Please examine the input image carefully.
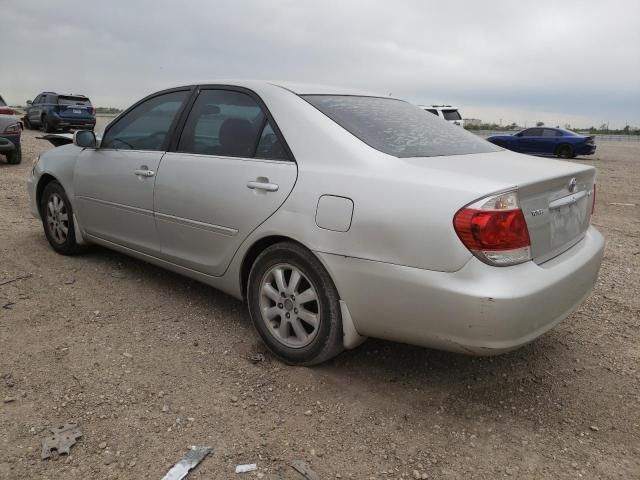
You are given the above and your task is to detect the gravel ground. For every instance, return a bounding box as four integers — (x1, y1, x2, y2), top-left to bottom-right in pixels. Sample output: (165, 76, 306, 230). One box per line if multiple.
(0, 126, 639, 479)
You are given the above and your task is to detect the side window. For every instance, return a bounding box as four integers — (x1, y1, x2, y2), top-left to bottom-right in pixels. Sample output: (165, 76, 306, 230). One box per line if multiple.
(34, 95, 42, 105)
(255, 121, 288, 160)
(522, 128, 542, 136)
(101, 91, 188, 151)
(178, 89, 272, 158)
(426, 109, 438, 115)
(542, 129, 558, 137)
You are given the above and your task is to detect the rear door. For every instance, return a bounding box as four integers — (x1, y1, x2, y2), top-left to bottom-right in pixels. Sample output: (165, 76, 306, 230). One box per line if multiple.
(73, 89, 191, 255)
(154, 87, 297, 276)
(29, 95, 43, 123)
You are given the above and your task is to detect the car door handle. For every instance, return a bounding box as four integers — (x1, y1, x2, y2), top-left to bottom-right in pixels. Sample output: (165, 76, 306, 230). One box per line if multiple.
(247, 180, 279, 192)
(134, 168, 155, 177)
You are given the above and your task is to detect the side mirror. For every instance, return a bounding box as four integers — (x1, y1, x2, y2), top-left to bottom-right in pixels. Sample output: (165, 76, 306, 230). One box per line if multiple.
(26, 100, 32, 106)
(73, 130, 97, 148)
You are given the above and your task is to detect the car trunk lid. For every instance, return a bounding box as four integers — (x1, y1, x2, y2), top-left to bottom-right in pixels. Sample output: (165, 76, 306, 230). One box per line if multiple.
(403, 150, 595, 264)
(56, 96, 93, 118)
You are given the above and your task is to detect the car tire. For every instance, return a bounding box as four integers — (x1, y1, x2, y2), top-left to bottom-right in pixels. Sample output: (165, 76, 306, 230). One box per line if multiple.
(6, 145, 22, 165)
(247, 242, 344, 366)
(557, 144, 573, 159)
(40, 181, 82, 256)
(41, 115, 53, 133)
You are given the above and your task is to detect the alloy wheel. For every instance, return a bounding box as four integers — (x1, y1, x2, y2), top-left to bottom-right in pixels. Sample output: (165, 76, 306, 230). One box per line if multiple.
(46, 193, 69, 244)
(259, 263, 321, 348)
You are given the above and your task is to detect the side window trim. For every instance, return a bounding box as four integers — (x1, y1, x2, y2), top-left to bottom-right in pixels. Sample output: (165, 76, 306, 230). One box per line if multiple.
(168, 85, 295, 163)
(100, 86, 195, 152)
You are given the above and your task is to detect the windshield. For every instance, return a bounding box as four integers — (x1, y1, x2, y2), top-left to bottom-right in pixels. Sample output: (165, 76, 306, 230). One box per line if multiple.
(58, 96, 92, 106)
(303, 95, 499, 158)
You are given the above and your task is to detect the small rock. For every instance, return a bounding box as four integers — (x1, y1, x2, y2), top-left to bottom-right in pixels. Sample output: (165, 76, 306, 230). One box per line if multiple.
(304, 410, 312, 416)
(162, 404, 169, 412)
(158, 391, 165, 398)
(3, 397, 16, 404)
(590, 425, 599, 431)
(413, 470, 421, 479)
(122, 352, 133, 358)
(230, 396, 239, 403)
(64, 279, 76, 285)
(99, 442, 107, 449)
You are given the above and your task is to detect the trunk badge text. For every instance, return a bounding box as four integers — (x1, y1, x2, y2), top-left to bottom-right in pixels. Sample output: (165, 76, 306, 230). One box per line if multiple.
(530, 209, 545, 217)
(568, 177, 577, 193)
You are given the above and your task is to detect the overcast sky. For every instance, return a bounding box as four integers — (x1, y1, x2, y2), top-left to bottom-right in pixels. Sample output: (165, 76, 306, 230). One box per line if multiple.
(2, 0, 638, 128)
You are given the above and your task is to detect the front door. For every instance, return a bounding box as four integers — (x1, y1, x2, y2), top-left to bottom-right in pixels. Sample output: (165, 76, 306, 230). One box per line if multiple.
(154, 88, 297, 276)
(73, 89, 190, 255)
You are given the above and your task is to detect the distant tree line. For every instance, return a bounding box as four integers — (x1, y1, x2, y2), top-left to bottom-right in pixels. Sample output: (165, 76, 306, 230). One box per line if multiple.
(95, 107, 122, 114)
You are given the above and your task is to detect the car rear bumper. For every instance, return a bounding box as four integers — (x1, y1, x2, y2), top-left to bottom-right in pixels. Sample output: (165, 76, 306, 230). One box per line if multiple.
(317, 226, 604, 355)
(0, 134, 20, 152)
(50, 115, 96, 129)
(576, 144, 597, 155)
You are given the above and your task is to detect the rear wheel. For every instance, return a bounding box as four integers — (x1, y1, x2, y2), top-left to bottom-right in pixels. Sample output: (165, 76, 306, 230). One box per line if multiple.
(247, 242, 343, 366)
(40, 181, 82, 255)
(557, 144, 573, 159)
(6, 145, 21, 165)
(41, 115, 53, 133)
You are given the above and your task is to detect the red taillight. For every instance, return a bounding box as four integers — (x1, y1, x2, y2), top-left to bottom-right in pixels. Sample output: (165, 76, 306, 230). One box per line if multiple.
(591, 184, 596, 215)
(454, 191, 532, 266)
(3, 123, 21, 135)
(0, 107, 15, 115)
(90, 107, 96, 115)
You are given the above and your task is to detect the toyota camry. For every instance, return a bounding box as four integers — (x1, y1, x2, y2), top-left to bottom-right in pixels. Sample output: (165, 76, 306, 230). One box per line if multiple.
(27, 82, 604, 365)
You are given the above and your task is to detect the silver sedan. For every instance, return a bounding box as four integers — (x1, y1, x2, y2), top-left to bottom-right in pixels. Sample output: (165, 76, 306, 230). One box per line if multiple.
(27, 82, 604, 365)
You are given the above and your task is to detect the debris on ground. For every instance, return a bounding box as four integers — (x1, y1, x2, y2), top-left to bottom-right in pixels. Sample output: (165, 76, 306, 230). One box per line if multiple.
(3, 396, 16, 403)
(0, 273, 32, 287)
(247, 353, 265, 363)
(235, 463, 257, 473)
(160, 446, 211, 480)
(41, 423, 83, 460)
(291, 460, 320, 480)
(607, 202, 636, 207)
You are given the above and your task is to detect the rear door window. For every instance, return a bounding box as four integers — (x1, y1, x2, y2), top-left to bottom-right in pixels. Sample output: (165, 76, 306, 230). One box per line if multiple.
(425, 109, 438, 115)
(177, 89, 288, 160)
(101, 90, 189, 151)
(303, 95, 499, 158)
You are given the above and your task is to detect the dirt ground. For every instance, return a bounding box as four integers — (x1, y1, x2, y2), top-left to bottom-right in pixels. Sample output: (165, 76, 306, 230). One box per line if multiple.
(1, 125, 638, 479)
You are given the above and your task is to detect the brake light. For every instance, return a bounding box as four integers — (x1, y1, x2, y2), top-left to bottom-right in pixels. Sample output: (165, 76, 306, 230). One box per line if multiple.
(0, 107, 15, 115)
(591, 184, 596, 215)
(90, 107, 96, 115)
(454, 191, 531, 266)
(3, 123, 21, 135)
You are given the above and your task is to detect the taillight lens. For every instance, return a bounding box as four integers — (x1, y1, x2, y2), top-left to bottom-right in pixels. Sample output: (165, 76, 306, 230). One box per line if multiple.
(4, 123, 21, 135)
(90, 107, 96, 115)
(454, 191, 531, 266)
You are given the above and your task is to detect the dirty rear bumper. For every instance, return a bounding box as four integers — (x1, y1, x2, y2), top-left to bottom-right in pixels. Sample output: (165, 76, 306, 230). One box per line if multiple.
(317, 226, 604, 355)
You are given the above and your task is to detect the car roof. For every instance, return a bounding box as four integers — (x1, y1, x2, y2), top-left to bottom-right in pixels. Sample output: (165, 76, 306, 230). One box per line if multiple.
(38, 92, 89, 97)
(172, 80, 390, 98)
(418, 105, 460, 110)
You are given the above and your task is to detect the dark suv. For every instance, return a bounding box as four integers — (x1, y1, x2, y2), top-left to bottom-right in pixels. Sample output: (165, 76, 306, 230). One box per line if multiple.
(24, 92, 96, 132)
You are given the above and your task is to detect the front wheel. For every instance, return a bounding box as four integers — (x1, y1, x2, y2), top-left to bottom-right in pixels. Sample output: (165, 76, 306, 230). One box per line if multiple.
(247, 242, 343, 366)
(6, 145, 21, 165)
(40, 181, 82, 255)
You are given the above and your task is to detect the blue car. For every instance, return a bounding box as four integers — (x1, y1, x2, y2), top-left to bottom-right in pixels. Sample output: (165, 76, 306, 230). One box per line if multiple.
(487, 127, 596, 158)
(24, 92, 96, 133)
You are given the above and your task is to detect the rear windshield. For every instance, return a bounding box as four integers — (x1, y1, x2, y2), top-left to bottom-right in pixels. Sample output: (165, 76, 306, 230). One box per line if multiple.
(303, 95, 499, 158)
(58, 96, 92, 106)
(442, 109, 462, 121)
